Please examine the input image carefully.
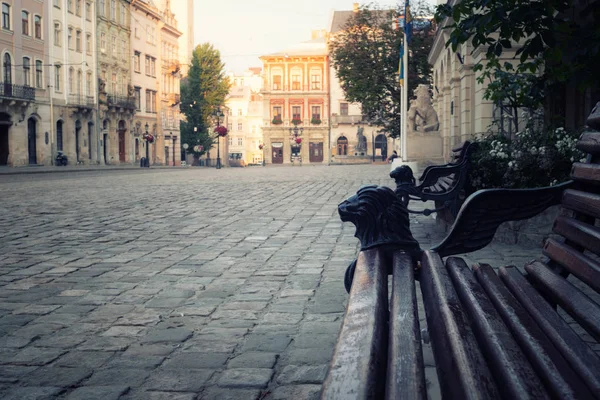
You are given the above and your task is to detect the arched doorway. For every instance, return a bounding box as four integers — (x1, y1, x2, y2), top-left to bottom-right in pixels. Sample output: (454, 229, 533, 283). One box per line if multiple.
(0, 113, 11, 165)
(118, 120, 126, 162)
(56, 120, 64, 152)
(103, 120, 109, 164)
(337, 136, 348, 156)
(27, 117, 37, 165)
(75, 120, 82, 163)
(271, 142, 283, 164)
(135, 138, 139, 161)
(87, 122, 94, 160)
(375, 134, 387, 161)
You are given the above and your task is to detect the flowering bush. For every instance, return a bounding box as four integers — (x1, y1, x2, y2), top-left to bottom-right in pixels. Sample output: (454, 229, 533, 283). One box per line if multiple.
(272, 116, 283, 125)
(310, 117, 322, 125)
(214, 126, 228, 137)
(143, 133, 155, 144)
(469, 126, 584, 191)
(295, 137, 302, 144)
(291, 117, 302, 126)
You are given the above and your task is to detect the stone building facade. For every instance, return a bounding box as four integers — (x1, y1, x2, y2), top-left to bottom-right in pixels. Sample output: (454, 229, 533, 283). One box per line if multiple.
(97, 0, 134, 165)
(259, 34, 330, 165)
(157, 0, 181, 166)
(0, 0, 49, 167)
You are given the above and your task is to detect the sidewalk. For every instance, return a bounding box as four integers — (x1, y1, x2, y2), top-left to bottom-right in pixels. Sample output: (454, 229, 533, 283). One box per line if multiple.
(0, 165, 190, 175)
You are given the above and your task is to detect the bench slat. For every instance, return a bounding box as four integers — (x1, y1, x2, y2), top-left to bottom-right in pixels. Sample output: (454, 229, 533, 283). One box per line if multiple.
(577, 131, 600, 155)
(321, 249, 389, 400)
(420, 251, 500, 399)
(499, 266, 600, 395)
(474, 264, 592, 399)
(445, 257, 549, 399)
(543, 239, 600, 293)
(525, 261, 600, 342)
(561, 189, 600, 219)
(571, 163, 600, 184)
(386, 252, 426, 399)
(553, 215, 600, 257)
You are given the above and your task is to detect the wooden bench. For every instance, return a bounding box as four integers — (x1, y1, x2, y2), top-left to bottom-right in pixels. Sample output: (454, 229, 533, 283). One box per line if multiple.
(390, 141, 476, 217)
(322, 105, 600, 399)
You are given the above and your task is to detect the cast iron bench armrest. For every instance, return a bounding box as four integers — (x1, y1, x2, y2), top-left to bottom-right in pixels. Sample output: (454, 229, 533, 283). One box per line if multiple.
(417, 141, 474, 182)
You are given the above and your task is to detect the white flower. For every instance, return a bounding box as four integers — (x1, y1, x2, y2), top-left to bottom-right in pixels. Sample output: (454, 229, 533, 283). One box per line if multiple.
(580, 157, 587, 163)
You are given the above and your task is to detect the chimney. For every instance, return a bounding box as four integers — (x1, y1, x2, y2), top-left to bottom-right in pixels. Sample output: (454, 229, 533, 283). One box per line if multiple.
(353, 3, 359, 12)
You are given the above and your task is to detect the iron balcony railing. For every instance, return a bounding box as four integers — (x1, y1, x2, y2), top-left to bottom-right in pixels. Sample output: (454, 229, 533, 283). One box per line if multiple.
(69, 94, 95, 108)
(0, 82, 36, 101)
(331, 115, 367, 125)
(107, 94, 136, 109)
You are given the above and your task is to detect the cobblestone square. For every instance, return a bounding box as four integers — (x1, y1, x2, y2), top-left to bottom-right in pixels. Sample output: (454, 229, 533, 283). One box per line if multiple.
(2, 166, 592, 399)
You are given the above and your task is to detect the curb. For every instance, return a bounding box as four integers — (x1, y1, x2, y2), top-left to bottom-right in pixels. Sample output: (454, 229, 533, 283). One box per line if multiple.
(0, 166, 189, 176)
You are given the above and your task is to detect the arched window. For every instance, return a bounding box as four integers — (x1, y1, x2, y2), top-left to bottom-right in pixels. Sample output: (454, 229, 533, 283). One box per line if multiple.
(77, 69, 82, 94)
(337, 136, 348, 156)
(68, 67, 74, 94)
(3, 53, 11, 83)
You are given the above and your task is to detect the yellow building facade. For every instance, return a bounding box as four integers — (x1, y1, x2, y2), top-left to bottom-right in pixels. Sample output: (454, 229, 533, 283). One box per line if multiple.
(259, 36, 330, 165)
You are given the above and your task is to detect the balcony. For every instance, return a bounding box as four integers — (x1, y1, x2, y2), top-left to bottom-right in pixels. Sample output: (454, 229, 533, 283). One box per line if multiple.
(69, 94, 95, 110)
(107, 95, 136, 110)
(263, 84, 324, 93)
(331, 114, 366, 127)
(0, 83, 35, 102)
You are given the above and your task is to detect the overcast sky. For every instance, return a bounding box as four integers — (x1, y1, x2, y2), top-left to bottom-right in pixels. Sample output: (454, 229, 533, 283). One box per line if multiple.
(193, 0, 404, 73)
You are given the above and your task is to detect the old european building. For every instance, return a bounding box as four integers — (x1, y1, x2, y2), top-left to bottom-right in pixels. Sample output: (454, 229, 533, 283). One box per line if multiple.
(50, 0, 97, 165)
(328, 5, 390, 163)
(97, 0, 133, 165)
(225, 68, 263, 166)
(0, 0, 48, 166)
(157, 0, 181, 166)
(167, 0, 191, 77)
(259, 32, 329, 165)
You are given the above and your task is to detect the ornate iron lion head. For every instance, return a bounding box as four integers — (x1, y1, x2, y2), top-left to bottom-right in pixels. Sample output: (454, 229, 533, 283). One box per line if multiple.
(339, 185, 420, 251)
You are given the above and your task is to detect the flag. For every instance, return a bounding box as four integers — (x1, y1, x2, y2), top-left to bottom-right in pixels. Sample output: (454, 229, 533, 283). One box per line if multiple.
(404, 0, 413, 45)
(398, 44, 404, 86)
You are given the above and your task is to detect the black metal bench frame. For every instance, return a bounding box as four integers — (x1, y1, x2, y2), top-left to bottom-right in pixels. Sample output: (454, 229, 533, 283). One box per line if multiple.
(390, 141, 476, 217)
(322, 105, 600, 399)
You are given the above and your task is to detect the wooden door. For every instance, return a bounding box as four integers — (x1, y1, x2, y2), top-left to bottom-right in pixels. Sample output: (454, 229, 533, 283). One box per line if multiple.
(310, 142, 323, 163)
(27, 118, 37, 165)
(0, 125, 8, 165)
(272, 142, 283, 164)
(118, 131, 126, 162)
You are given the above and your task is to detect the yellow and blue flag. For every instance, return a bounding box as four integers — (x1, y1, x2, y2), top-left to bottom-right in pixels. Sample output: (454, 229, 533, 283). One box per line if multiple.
(404, 0, 413, 45)
(399, 44, 404, 86)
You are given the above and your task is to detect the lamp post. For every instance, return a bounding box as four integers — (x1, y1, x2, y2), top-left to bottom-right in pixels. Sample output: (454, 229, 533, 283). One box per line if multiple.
(142, 122, 153, 168)
(259, 143, 265, 166)
(213, 109, 225, 169)
(289, 126, 303, 163)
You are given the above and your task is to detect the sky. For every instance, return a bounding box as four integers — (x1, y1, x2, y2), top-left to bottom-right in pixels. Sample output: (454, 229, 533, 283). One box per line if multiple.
(193, 0, 403, 74)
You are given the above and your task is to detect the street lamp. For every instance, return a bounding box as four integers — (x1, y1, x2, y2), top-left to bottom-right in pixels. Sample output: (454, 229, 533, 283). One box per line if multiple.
(213, 109, 225, 169)
(259, 143, 265, 166)
(141, 122, 153, 168)
(289, 126, 303, 162)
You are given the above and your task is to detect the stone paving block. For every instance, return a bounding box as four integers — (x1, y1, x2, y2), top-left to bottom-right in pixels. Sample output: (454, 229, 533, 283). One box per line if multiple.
(1, 386, 64, 400)
(77, 337, 132, 352)
(261, 312, 303, 325)
(64, 385, 130, 400)
(227, 352, 278, 368)
(0, 365, 38, 382)
(122, 390, 198, 400)
(217, 368, 273, 388)
(276, 364, 328, 384)
(286, 348, 335, 365)
(200, 387, 261, 400)
(104, 355, 165, 370)
(270, 384, 322, 400)
(6, 347, 66, 366)
(53, 351, 115, 369)
(140, 328, 193, 344)
(84, 367, 151, 387)
(144, 369, 214, 392)
(20, 366, 93, 387)
(292, 334, 338, 349)
(242, 334, 292, 352)
(161, 352, 230, 369)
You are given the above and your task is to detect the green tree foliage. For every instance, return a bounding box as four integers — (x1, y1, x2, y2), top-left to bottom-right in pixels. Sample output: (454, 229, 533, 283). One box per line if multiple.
(329, 2, 434, 138)
(435, 0, 600, 121)
(180, 43, 230, 156)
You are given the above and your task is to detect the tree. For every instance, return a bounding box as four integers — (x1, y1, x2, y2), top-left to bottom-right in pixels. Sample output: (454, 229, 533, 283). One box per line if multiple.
(328, 2, 434, 138)
(180, 43, 230, 157)
(435, 0, 600, 127)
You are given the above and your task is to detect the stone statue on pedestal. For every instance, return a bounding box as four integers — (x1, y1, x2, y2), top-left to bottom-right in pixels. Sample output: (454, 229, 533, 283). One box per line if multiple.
(408, 84, 439, 134)
(356, 126, 367, 153)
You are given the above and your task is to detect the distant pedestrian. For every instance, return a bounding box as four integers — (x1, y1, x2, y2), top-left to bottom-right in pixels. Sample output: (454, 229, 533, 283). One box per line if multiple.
(388, 150, 398, 163)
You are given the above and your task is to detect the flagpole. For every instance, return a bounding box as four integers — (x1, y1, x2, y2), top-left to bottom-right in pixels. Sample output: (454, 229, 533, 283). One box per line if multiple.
(402, 33, 408, 161)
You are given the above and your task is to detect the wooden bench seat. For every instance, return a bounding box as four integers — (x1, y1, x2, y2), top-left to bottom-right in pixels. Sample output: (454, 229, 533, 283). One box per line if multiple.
(322, 105, 600, 399)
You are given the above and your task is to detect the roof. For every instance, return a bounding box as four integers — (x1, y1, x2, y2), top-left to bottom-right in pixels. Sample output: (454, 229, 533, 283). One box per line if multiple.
(329, 9, 393, 34)
(261, 37, 327, 58)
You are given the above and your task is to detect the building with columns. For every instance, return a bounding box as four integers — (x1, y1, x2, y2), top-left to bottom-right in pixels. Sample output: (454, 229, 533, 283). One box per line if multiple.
(0, 0, 49, 166)
(97, 0, 134, 165)
(259, 32, 329, 165)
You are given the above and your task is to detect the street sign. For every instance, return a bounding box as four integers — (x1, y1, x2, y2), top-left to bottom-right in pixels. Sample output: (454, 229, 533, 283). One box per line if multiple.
(182, 143, 189, 150)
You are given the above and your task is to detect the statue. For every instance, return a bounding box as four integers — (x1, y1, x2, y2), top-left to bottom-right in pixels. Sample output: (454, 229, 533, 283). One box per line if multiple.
(356, 125, 367, 153)
(98, 78, 106, 94)
(127, 84, 135, 97)
(408, 84, 439, 134)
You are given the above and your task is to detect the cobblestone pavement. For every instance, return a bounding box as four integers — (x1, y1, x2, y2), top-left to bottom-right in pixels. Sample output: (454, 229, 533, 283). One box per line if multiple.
(0, 166, 596, 399)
